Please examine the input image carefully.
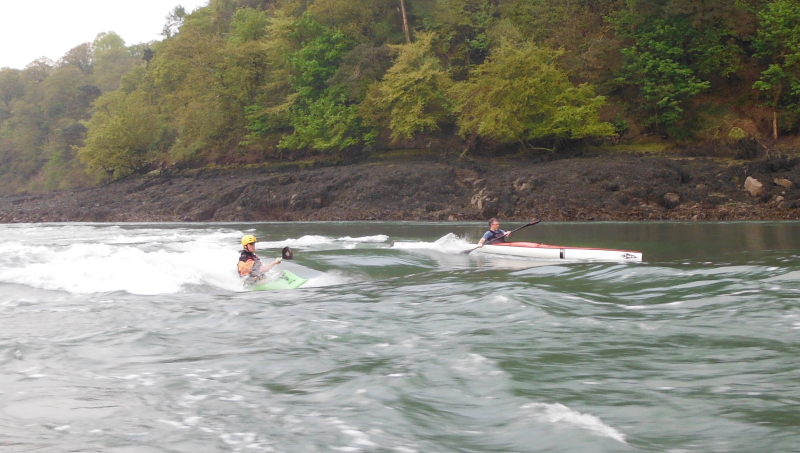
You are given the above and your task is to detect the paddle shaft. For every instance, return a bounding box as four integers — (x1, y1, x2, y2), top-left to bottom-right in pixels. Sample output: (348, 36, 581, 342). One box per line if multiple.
(463, 220, 541, 255)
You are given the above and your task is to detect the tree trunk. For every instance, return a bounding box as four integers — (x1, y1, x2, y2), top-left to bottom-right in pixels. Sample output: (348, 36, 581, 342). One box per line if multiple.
(773, 110, 778, 139)
(400, 0, 411, 44)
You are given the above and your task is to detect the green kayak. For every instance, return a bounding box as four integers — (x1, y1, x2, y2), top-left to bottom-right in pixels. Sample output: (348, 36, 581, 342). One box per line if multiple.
(249, 270, 308, 291)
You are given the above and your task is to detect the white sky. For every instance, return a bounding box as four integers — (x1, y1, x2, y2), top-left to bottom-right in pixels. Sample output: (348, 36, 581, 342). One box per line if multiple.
(0, 0, 210, 70)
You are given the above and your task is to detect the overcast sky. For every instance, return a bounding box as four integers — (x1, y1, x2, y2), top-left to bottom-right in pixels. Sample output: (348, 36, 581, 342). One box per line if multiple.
(0, 0, 210, 70)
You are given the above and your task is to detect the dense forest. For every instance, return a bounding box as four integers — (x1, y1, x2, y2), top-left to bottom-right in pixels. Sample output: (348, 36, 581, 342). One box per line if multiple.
(1, 0, 799, 195)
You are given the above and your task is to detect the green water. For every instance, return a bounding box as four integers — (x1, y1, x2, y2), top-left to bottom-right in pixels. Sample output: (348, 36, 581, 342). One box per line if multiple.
(1, 221, 799, 452)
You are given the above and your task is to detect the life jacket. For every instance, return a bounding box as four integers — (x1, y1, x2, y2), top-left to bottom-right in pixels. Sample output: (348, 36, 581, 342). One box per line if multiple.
(484, 229, 507, 244)
(238, 250, 262, 277)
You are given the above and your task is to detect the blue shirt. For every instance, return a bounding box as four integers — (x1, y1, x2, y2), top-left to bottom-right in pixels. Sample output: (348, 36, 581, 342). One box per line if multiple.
(482, 229, 507, 243)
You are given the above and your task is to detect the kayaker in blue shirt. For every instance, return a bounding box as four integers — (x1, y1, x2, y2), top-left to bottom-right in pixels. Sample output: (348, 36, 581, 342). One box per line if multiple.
(477, 218, 512, 248)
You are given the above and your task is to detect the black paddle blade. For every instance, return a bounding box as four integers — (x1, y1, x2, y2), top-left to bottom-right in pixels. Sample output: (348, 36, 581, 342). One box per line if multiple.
(282, 246, 294, 260)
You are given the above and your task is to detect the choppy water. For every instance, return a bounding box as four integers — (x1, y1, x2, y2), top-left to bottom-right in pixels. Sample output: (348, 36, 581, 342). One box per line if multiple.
(1, 221, 799, 452)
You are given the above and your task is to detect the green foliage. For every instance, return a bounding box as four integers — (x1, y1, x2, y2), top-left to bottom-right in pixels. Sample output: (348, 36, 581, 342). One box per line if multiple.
(92, 32, 126, 56)
(59, 44, 94, 74)
(91, 32, 143, 92)
(78, 91, 163, 178)
(41, 66, 90, 119)
(240, 9, 298, 143)
(728, 126, 747, 140)
(451, 40, 615, 142)
(498, 0, 619, 48)
(611, 4, 746, 131)
(229, 8, 269, 45)
(162, 5, 188, 38)
(251, 13, 375, 151)
(752, 0, 800, 119)
(328, 44, 394, 101)
(285, 14, 353, 97)
(617, 45, 710, 127)
(0, 69, 25, 110)
(4, 0, 800, 194)
(362, 32, 453, 140)
(308, 0, 395, 43)
(416, 0, 499, 73)
(146, 11, 261, 163)
(279, 88, 375, 150)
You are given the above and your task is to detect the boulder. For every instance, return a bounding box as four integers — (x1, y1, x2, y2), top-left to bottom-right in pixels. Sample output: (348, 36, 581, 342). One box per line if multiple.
(454, 168, 480, 186)
(774, 178, 793, 189)
(744, 176, 763, 197)
(663, 192, 681, 209)
(513, 178, 531, 193)
(471, 188, 487, 209)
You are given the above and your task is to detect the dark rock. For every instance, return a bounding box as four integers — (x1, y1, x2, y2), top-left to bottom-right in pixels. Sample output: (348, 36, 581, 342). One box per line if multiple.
(1, 154, 800, 222)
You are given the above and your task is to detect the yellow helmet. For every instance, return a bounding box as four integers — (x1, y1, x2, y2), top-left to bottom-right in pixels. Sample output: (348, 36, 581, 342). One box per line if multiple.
(241, 235, 258, 246)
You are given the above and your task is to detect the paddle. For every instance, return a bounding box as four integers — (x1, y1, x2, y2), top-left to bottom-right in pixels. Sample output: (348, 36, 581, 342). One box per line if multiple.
(461, 220, 541, 255)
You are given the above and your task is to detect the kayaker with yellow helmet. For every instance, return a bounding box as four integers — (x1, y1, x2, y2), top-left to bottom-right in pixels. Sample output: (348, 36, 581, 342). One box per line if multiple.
(238, 235, 282, 286)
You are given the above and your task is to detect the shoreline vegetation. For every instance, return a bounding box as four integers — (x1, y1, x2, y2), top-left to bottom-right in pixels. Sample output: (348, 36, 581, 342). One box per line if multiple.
(2, 1, 800, 220)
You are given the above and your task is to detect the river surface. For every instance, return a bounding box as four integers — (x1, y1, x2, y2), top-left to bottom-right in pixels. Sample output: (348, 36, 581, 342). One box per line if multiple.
(1, 221, 799, 452)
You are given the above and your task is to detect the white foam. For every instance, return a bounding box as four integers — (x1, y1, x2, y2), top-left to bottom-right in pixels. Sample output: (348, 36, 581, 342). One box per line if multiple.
(0, 230, 244, 294)
(302, 272, 353, 288)
(0, 225, 374, 294)
(390, 233, 473, 254)
(259, 234, 390, 249)
(521, 402, 626, 443)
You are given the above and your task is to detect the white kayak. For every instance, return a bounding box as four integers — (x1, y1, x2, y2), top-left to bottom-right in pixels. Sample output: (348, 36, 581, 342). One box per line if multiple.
(476, 241, 643, 262)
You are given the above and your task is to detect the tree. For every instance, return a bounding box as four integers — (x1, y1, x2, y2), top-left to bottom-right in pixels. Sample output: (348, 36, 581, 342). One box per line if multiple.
(328, 44, 394, 101)
(225, 8, 272, 105)
(612, 16, 710, 129)
(0, 68, 25, 111)
(752, 0, 800, 137)
(78, 91, 162, 179)
(250, 13, 374, 151)
(162, 5, 188, 37)
(279, 88, 371, 150)
(145, 10, 252, 164)
(450, 40, 615, 144)
(362, 32, 453, 140)
(308, 0, 387, 42)
(41, 66, 88, 119)
(59, 43, 94, 74)
(609, 2, 747, 133)
(91, 32, 141, 92)
(416, 0, 499, 70)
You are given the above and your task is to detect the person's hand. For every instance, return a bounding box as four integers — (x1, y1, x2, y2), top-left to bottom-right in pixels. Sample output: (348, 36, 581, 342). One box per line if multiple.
(505, 231, 512, 237)
(274, 257, 282, 264)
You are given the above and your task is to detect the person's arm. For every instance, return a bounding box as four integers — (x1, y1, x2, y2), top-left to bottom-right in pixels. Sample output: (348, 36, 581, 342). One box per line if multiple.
(264, 257, 283, 272)
(477, 231, 492, 247)
(254, 257, 283, 275)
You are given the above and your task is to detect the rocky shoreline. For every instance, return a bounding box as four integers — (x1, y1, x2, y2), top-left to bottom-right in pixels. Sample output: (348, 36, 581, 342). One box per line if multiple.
(1, 153, 798, 223)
